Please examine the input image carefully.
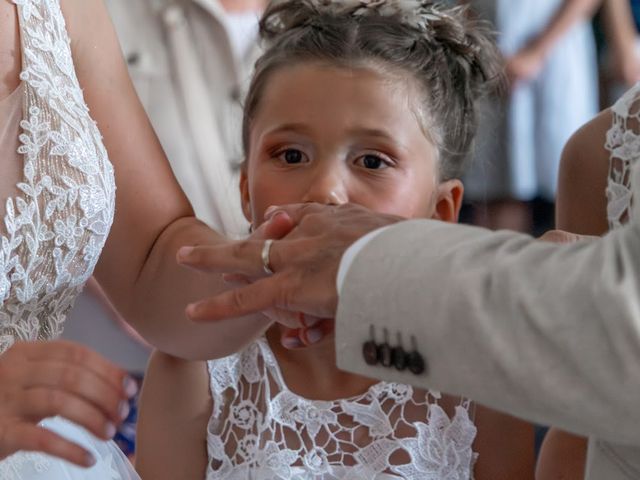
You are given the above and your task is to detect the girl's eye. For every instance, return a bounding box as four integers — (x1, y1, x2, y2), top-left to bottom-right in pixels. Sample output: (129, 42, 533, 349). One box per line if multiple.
(356, 154, 390, 170)
(277, 149, 307, 164)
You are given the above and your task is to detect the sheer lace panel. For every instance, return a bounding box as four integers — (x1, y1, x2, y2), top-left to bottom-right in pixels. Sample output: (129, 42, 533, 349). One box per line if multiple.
(206, 339, 478, 480)
(0, 84, 23, 239)
(605, 84, 640, 230)
(0, 0, 115, 353)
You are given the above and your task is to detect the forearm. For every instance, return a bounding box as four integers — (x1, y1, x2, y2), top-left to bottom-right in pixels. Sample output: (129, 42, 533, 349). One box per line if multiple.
(523, 0, 601, 58)
(118, 217, 271, 360)
(337, 219, 640, 444)
(602, 0, 638, 62)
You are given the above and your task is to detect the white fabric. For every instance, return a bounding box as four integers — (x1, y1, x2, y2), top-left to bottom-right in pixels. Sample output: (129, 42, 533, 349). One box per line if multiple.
(337, 227, 389, 293)
(0, 418, 138, 480)
(206, 338, 478, 479)
(335, 83, 640, 477)
(104, 0, 258, 237)
(224, 11, 260, 63)
(0, 1, 138, 478)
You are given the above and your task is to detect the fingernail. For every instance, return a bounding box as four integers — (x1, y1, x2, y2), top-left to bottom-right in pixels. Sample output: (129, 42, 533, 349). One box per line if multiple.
(118, 400, 131, 420)
(177, 246, 194, 261)
(105, 422, 117, 439)
(282, 336, 303, 349)
(264, 206, 280, 220)
(85, 452, 97, 467)
(305, 328, 325, 345)
(123, 376, 138, 398)
(186, 303, 199, 318)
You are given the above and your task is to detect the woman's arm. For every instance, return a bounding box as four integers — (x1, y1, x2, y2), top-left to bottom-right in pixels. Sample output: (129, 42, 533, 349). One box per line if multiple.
(505, 0, 602, 84)
(135, 352, 210, 479)
(601, 0, 640, 86)
(60, 0, 272, 359)
(473, 406, 535, 480)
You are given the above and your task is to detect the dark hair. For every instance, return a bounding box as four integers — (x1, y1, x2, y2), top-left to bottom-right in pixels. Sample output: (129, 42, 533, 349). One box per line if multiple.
(243, 0, 502, 179)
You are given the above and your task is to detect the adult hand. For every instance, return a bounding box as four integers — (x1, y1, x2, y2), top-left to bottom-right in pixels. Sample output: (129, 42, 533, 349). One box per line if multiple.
(177, 203, 402, 322)
(0, 341, 137, 467)
(505, 44, 545, 88)
(538, 229, 597, 244)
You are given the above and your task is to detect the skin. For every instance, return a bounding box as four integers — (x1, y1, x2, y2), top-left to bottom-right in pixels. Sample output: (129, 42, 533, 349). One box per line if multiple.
(0, 0, 286, 465)
(140, 63, 534, 479)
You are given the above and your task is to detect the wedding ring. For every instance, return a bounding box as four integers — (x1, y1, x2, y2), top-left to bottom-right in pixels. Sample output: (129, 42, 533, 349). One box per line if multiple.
(261, 239, 275, 275)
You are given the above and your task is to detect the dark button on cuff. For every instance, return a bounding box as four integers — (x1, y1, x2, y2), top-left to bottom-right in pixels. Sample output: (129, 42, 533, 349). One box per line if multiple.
(407, 351, 426, 375)
(362, 340, 379, 366)
(378, 343, 393, 368)
(392, 346, 407, 371)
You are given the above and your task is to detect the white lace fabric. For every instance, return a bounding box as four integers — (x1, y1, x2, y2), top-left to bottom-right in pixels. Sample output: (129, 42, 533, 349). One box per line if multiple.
(0, 0, 115, 353)
(605, 83, 640, 230)
(206, 338, 478, 480)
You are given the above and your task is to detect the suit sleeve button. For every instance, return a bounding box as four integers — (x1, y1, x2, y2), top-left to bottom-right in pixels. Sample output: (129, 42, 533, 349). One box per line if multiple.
(362, 340, 379, 366)
(407, 351, 426, 375)
(392, 346, 407, 371)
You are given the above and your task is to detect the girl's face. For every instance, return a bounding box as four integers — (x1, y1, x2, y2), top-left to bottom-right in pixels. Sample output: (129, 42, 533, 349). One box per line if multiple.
(241, 63, 463, 226)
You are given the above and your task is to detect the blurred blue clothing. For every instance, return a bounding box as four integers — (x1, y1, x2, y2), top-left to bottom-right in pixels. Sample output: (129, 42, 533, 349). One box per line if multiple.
(464, 0, 598, 201)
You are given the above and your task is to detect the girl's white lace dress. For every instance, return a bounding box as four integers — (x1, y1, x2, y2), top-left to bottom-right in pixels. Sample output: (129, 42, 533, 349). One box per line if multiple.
(0, 0, 138, 478)
(205, 338, 478, 480)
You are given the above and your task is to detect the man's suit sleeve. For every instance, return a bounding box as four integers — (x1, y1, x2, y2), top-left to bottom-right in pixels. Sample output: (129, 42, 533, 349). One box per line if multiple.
(336, 169, 640, 445)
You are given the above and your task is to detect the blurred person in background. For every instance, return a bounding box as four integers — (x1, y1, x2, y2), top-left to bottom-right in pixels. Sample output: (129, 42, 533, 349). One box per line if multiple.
(460, 0, 601, 234)
(62, 0, 264, 460)
(596, 0, 640, 104)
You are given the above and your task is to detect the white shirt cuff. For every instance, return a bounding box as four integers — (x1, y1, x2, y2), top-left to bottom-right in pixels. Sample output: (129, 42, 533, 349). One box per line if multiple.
(337, 227, 390, 294)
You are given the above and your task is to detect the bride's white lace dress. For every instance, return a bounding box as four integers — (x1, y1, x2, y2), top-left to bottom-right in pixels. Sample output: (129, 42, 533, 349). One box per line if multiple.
(0, 0, 138, 478)
(205, 338, 478, 480)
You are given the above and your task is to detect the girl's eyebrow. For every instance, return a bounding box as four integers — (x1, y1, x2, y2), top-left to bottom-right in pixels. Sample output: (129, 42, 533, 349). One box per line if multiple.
(263, 123, 312, 136)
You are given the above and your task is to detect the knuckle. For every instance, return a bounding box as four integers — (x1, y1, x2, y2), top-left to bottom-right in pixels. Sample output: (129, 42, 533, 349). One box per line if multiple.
(46, 390, 64, 412)
(67, 344, 89, 365)
(33, 431, 54, 452)
(61, 367, 81, 391)
(231, 241, 248, 261)
(231, 288, 247, 311)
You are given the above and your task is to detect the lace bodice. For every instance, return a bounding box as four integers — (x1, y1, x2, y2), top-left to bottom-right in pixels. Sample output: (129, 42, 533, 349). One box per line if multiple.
(605, 84, 640, 230)
(0, 0, 115, 354)
(206, 339, 478, 480)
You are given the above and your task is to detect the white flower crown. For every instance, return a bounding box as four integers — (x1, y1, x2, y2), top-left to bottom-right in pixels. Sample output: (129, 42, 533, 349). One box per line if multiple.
(268, 0, 461, 34)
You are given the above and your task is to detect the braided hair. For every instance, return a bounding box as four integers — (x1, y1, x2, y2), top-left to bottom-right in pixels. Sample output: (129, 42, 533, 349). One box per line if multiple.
(242, 0, 502, 179)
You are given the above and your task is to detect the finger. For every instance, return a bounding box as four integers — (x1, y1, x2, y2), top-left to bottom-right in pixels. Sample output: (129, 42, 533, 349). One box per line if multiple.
(25, 363, 129, 424)
(21, 341, 135, 398)
(281, 319, 335, 349)
(263, 203, 330, 224)
(251, 211, 295, 240)
(21, 387, 118, 441)
(300, 319, 335, 346)
(186, 275, 291, 322)
(178, 240, 266, 276)
(1, 424, 96, 468)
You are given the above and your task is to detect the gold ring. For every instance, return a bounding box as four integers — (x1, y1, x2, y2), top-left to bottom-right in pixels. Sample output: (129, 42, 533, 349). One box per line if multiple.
(261, 239, 275, 275)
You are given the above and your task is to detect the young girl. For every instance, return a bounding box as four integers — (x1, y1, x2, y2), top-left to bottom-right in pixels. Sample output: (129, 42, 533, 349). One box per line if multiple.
(136, 1, 534, 478)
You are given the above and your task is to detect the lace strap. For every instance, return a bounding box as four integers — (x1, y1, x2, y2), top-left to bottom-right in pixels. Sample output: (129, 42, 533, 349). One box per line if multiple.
(605, 84, 640, 230)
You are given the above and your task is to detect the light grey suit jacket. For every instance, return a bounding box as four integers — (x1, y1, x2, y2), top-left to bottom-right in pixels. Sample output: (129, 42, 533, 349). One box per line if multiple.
(336, 162, 640, 478)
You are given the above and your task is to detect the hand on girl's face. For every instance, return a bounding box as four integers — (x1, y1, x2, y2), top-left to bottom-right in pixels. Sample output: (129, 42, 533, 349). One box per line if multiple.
(0, 340, 137, 467)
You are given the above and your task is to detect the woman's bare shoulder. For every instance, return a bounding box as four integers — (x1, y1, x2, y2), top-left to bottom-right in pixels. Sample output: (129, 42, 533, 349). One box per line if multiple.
(556, 109, 613, 235)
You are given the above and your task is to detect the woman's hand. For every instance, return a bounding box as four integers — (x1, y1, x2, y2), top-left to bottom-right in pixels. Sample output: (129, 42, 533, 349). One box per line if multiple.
(0, 340, 137, 467)
(505, 45, 546, 87)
